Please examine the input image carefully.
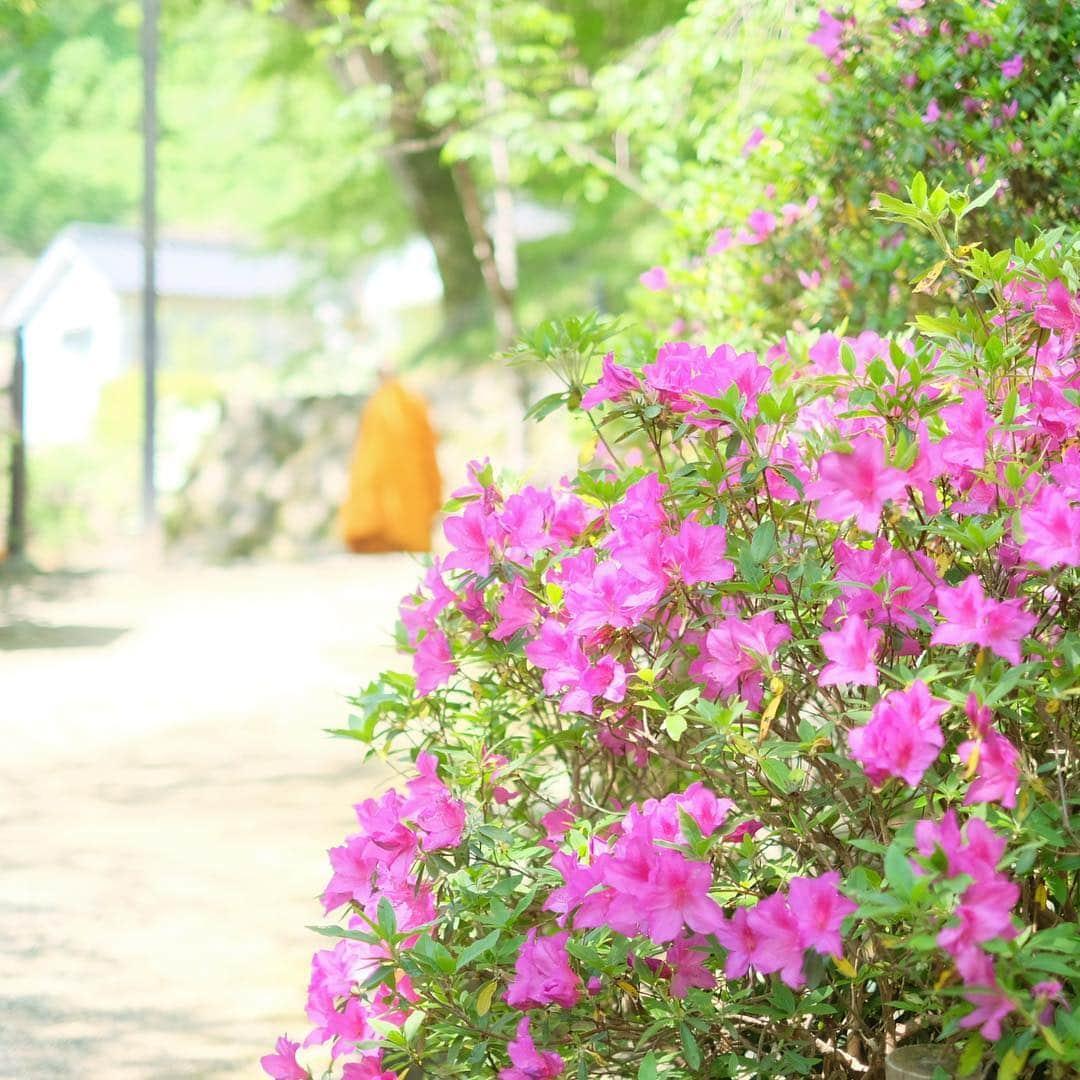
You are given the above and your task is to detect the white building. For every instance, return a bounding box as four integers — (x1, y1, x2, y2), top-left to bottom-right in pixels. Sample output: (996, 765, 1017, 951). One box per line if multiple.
(1, 223, 314, 447)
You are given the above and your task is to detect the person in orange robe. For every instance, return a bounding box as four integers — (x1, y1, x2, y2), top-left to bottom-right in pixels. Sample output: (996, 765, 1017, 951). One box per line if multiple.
(339, 373, 442, 553)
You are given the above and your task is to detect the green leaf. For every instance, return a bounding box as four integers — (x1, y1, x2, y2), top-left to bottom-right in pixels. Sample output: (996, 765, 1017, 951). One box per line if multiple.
(750, 520, 777, 563)
(663, 712, 688, 742)
(680, 1022, 702, 1069)
(377, 896, 397, 938)
(456, 929, 501, 972)
(638, 1052, 659, 1080)
(956, 1033, 986, 1077)
(884, 841, 915, 898)
(909, 171, 928, 208)
(960, 179, 1002, 219)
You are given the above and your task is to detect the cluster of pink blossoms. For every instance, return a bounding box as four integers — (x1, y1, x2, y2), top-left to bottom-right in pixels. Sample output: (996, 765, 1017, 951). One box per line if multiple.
(913, 812, 1026, 1039)
(261, 754, 466, 1079)
(534, 784, 855, 997)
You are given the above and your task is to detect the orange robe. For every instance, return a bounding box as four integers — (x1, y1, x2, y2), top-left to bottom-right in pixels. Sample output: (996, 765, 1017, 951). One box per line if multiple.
(339, 378, 442, 553)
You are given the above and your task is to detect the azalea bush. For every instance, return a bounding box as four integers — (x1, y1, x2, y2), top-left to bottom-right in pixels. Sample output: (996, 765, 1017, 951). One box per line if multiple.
(637, 0, 1080, 340)
(264, 183, 1080, 1080)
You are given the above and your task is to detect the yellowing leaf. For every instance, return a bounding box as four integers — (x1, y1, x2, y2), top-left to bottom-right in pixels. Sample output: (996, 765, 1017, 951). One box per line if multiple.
(757, 679, 785, 745)
(476, 979, 498, 1016)
(913, 258, 947, 294)
(833, 955, 857, 978)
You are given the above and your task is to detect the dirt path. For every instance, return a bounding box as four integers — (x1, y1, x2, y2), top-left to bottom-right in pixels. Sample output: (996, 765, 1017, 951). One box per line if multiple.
(0, 556, 419, 1079)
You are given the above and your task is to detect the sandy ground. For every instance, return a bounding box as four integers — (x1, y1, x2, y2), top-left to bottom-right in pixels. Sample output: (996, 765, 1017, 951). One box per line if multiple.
(0, 555, 419, 1079)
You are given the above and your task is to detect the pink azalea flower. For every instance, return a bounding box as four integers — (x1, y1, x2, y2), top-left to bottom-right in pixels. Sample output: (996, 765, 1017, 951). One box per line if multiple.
(342, 1055, 396, 1080)
(921, 98, 941, 124)
(640, 266, 671, 291)
(699, 611, 791, 707)
(1034, 280, 1080, 335)
(805, 434, 911, 532)
(413, 629, 457, 696)
(938, 876, 1020, 956)
(715, 906, 758, 979)
(931, 576, 1036, 664)
(666, 934, 717, 998)
(818, 615, 882, 687)
(956, 949, 1016, 1040)
(443, 501, 500, 576)
(661, 518, 734, 585)
(1000, 53, 1024, 80)
(640, 849, 726, 943)
(788, 872, 857, 958)
(957, 695, 1020, 809)
(505, 929, 582, 1010)
(500, 1017, 565, 1079)
(707, 227, 734, 254)
(742, 126, 765, 156)
(261, 1036, 309, 1080)
(847, 680, 948, 786)
(581, 352, 641, 410)
(808, 9, 847, 63)
(492, 577, 540, 641)
(747, 893, 807, 989)
(402, 752, 467, 850)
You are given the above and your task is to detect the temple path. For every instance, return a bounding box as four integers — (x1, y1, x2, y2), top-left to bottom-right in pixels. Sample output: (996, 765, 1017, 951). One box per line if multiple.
(0, 556, 417, 1078)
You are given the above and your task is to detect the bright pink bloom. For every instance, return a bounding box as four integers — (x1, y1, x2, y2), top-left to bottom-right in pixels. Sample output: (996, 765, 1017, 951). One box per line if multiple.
(699, 611, 791, 707)
(847, 680, 948, 786)
(1020, 486, 1080, 568)
(640, 850, 725, 943)
(1000, 53, 1024, 80)
(413, 629, 457, 695)
(708, 227, 734, 254)
(492, 578, 540, 641)
(956, 949, 1016, 1040)
(443, 501, 499, 576)
(261, 1036, 309, 1080)
(715, 907, 757, 979)
(640, 266, 670, 291)
(921, 98, 940, 123)
(818, 615, 882, 687)
(505, 930, 581, 1010)
(662, 519, 734, 585)
(1034, 280, 1080, 334)
(742, 126, 765, 156)
(788, 872, 857, 958)
(958, 695, 1020, 809)
(737, 209, 777, 245)
(931, 576, 1036, 664)
(808, 9, 847, 63)
(940, 390, 994, 469)
(581, 352, 641, 410)
(342, 1055, 396, 1080)
(667, 934, 716, 998)
(806, 434, 910, 532)
(938, 876, 1020, 956)
(747, 893, 807, 989)
(402, 752, 467, 850)
(500, 1017, 565, 1079)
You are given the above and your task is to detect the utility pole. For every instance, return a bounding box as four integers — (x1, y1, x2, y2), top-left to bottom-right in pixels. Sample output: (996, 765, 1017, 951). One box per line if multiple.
(7, 328, 26, 560)
(141, 0, 159, 529)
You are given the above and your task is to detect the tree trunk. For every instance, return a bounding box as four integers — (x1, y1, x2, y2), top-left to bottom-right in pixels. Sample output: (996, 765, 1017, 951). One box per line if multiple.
(282, 0, 489, 332)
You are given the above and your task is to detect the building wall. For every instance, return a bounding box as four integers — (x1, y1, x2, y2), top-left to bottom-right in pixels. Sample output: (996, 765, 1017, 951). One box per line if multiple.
(22, 261, 123, 446)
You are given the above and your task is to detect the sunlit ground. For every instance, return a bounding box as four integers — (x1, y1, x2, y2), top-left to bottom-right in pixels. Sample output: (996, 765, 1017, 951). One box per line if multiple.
(0, 555, 417, 1078)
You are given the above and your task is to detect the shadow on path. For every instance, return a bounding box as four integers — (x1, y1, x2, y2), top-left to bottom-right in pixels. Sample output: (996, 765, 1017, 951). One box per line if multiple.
(0, 621, 129, 650)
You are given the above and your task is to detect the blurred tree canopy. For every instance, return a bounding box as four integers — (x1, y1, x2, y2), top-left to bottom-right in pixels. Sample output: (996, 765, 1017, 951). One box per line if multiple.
(0, 0, 697, 347)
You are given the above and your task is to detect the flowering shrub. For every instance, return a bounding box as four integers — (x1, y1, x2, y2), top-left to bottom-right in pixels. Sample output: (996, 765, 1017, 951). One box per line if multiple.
(639, 0, 1080, 340)
(265, 185, 1080, 1078)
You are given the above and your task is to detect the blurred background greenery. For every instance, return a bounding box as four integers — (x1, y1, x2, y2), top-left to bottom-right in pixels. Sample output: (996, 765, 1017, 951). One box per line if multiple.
(1, 0, 1075, 564)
